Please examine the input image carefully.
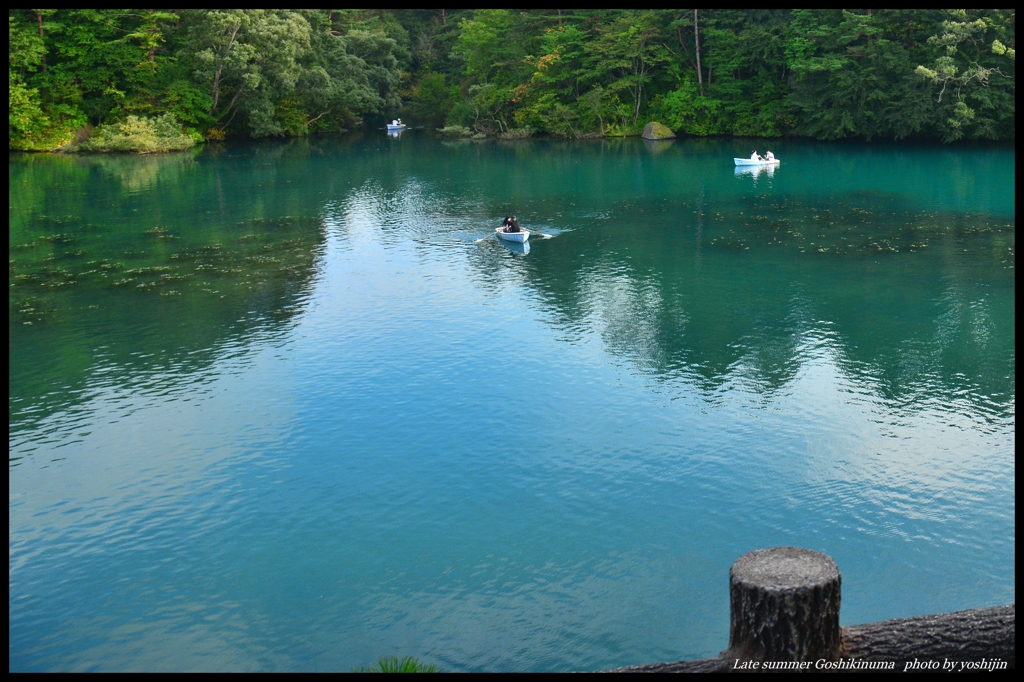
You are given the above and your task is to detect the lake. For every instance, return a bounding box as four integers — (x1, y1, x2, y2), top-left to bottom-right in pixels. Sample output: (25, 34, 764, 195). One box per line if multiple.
(9, 135, 1015, 671)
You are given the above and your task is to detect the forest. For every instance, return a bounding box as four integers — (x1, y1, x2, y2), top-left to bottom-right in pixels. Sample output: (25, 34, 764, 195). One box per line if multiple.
(8, 9, 1015, 151)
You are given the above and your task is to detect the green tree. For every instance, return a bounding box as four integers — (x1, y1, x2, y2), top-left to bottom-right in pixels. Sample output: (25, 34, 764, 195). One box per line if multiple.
(515, 24, 601, 136)
(695, 10, 791, 136)
(407, 71, 458, 125)
(786, 10, 938, 140)
(9, 11, 84, 149)
(452, 10, 531, 132)
(588, 12, 673, 128)
(124, 10, 178, 71)
(182, 10, 311, 137)
(295, 13, 402, 133)
(916, 9, 1015, 141)
(8, 9, 1016, 147)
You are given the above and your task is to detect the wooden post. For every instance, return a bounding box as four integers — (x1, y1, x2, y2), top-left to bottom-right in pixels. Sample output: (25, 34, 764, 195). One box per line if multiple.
(604, 546, 1013, 672)
(727, 546, 842, 663)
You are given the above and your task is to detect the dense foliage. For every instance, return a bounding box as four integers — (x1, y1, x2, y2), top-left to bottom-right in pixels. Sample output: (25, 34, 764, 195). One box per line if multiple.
(9, 9, 1014, 149)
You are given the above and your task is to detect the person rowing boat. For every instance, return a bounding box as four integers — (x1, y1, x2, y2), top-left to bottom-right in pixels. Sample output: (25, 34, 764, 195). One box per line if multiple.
(502, 215, 521, 233)
(734, 152, 780, 166)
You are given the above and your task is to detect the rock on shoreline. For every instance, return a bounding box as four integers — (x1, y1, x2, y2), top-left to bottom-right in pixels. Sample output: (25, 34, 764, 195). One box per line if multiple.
(642, 121, 676, 140)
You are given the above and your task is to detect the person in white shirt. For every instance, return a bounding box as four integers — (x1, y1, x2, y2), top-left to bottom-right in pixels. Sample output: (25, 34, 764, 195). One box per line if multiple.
(751, 151, 763, 161)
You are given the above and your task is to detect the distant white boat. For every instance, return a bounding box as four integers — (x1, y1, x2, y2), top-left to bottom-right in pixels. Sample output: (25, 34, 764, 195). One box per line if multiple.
(386, 120, 406, 132)
(734, 157, 780, 166)
(495, 228, 529, 243)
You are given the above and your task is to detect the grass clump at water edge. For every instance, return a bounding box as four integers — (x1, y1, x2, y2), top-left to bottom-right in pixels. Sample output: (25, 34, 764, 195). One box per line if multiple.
(353, 655, 439, 672)
(436, 125, 472, 138)
(498, 127, 535, 140)
(74, 114, 197, 153)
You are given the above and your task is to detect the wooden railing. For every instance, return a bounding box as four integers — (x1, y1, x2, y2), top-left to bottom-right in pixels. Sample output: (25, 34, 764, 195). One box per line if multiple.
(604, 547, 1014, 672)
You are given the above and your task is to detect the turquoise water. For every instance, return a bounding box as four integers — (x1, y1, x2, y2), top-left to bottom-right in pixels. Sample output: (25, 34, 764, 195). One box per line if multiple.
(9, 136, 1015, 671)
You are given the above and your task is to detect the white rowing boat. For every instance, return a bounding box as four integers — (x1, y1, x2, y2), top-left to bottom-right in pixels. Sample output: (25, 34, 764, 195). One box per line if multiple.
(386, 124, 406, 131)
(734, 157, 780, 166)
(499, 238, 530, 255)
(495, 227, 530, 243)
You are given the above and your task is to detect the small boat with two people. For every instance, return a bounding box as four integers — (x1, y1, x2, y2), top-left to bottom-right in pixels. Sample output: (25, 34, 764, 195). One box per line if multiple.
(495, 227, 529, 243)
(386, 118, 406, 132)
(477, 216, 554, 245)
(734, 150, 780, 166)
(496, 215, 528, 243)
